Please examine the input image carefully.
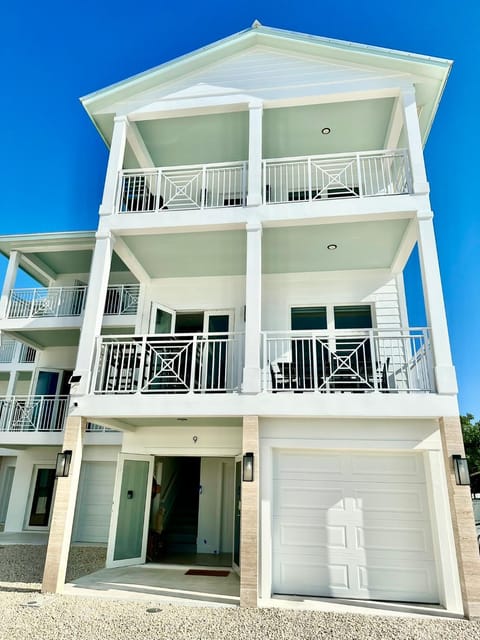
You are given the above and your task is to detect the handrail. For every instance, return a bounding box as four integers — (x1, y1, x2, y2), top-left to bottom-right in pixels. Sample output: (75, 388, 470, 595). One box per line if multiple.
(93, 332, 244, 394)
(263, 328, 433, 393)
(0, 395, 68, 432)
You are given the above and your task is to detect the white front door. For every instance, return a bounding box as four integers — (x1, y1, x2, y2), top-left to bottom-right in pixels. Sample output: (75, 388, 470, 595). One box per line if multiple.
(272, 450, 438, 603)
(106, 454, 154, 568)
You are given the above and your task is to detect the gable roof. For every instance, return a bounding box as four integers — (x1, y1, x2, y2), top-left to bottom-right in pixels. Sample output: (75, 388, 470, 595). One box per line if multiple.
(81, 22, 452, 146)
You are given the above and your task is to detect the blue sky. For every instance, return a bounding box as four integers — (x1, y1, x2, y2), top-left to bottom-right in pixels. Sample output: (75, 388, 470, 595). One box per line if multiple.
(1, 1, 479, 415)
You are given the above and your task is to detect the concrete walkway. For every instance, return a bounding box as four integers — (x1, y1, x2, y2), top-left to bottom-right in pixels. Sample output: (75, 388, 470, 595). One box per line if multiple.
(65, 563, 240, 607)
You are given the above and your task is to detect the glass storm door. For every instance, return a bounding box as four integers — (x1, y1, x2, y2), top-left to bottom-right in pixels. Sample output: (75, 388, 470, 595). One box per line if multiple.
(28, 467, 56, 527)
(232, 455, 242, 573)
(106, 454, 154, 568)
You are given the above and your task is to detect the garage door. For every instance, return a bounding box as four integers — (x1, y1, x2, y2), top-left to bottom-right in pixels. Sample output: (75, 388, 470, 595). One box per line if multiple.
(272, 450, 438, 603)
(73, 462, 116, 543)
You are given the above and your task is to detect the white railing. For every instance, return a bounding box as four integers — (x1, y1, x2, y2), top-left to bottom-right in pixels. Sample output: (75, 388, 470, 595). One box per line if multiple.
(0, 340, 16, 363)
(104, 284, 140, 316)
(263, 328, 433, 393)
(86, 422, 119, 433)
(93, 333, 244, 394)
(263, 149, 411, 204)
(7, 286, 87, 318)
(6, 284, 140, 319)
(0, 395, 68, 432)
(0, 340, 36, 364)
(116, 161, 248, 213)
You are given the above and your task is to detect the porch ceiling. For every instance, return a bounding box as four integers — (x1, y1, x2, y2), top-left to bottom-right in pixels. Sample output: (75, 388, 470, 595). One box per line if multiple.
(263, 219, 410, 273)
(127, 98, 394, 168)
(121, 230, 247, 278)
(12, 329, 80, 349)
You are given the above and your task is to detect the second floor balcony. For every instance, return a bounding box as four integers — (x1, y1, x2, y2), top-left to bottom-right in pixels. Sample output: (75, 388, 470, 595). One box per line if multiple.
(0, 395, 68, 432)
(115, 149, 411, 214)
(91, 327, 434, 396)
(5, 284, 140, 320)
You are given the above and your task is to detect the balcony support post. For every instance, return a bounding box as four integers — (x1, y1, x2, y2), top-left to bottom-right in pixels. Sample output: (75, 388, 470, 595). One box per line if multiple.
(71, 231, 115, 395)
(416, 215, 457, 394)
(242, 222, 262, 393)
(247, 101, 263, 206)
(400, 87, 429, 195)
(99, 115, 129, 215)
(0, 250, 21, 318)
(42, 416, 86, 594)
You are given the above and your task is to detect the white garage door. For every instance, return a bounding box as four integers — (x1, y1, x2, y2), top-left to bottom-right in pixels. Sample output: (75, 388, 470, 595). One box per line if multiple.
(272, 450, 438, 603)
(73, 462, 116, 543)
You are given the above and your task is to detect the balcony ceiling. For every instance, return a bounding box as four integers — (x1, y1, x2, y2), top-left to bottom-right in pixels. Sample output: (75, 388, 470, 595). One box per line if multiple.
(9, 329, 81, 349)
(121, 230, 247, 278)
(263, 219, 410, 273)
(130, 98, 394, 168)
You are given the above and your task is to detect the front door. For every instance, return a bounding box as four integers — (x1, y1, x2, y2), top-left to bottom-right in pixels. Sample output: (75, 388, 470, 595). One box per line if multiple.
(27, 466, 56, 527)
(232, 454, 242, 573)
(106, 454, 154, 568)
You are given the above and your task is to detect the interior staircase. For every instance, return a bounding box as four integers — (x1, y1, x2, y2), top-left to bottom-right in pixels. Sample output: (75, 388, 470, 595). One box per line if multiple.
(162, 458, 200, 554)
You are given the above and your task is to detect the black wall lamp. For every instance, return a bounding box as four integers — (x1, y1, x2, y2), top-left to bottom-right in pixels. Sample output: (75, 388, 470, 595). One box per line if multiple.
(452, 454, 470, 486)
(55, 450, 72, 478)
(243, 452, 254, 482)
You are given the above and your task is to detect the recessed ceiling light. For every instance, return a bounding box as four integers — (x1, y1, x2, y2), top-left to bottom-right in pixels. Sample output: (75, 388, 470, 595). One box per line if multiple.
(327, 243, 338, 250)
(322, 127, 331, 135)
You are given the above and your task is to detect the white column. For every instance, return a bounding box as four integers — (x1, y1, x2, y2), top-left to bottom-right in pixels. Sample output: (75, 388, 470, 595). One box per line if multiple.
(99, 115, 129, 216)
(242, 222, 262, 393)
(6, 371, 19, 397)
(247, 101, 263, 207)
(71, 231, 114, 395)
(417, 214, 457, 394)
(401, 87, 429, 195)
(0, 251, 21, 317)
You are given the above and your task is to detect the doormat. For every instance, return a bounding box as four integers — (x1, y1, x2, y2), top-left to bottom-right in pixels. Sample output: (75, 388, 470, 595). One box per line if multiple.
(185, 569, 230, 577)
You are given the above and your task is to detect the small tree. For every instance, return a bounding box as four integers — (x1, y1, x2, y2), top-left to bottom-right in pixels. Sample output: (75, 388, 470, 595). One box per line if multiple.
(461, 414, 480, 476)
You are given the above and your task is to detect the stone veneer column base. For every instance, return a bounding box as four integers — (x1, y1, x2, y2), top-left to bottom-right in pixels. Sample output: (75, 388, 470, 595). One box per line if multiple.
(42, 416, 86, 594)
(440, 416, 480, 618)
(240, 415, 259, 607)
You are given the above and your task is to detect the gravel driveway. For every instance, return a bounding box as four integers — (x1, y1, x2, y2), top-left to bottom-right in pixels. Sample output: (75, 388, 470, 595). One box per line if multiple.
(1, 544, 479, 640)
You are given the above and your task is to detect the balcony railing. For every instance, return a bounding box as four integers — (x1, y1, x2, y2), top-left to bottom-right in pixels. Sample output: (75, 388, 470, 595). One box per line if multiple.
(116, 162, 247, 213)
(93, 333, 244, 394)
(104, 284, 140, 315)
(6, 285, 139, 319)
(263, 149, 411, 204)
(0, 340, 36, 364)
(7, 286, 87, 319)
(114, 150, 411, 214)
(263, 328, 433, 393)
(0, 395, 68, 432)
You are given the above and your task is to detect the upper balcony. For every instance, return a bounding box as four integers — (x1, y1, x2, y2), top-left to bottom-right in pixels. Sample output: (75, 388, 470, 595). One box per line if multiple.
(90, 327, 433, 396)
(113, 149, 411, 215)
(6, 284, 140, 320)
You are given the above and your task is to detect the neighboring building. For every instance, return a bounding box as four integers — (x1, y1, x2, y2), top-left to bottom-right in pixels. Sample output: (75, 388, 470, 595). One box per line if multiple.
(0, 23, 479, 616)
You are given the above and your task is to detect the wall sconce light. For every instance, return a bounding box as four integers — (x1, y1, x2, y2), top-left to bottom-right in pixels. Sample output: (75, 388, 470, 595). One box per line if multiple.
(55, 450, 72, 478)
(243, 452, 254, 482)
(452, 454, 470, 486)
(68, 375, 81, 384)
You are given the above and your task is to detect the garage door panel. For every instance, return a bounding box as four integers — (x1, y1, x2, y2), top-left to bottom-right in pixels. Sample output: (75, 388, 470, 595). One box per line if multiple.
(276, 483, 346, 511)
(272, 450, 438, 603)
(356, 526, 429, 553)
(275, 559, 350, 595)
(357, 564, 437, 602)
(276, 451, 344, 477)
(354, 487, 426, 514)
(73, 462, 116, 544)
(274, 520, 347, 549)
(350, 453, 422, 480)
